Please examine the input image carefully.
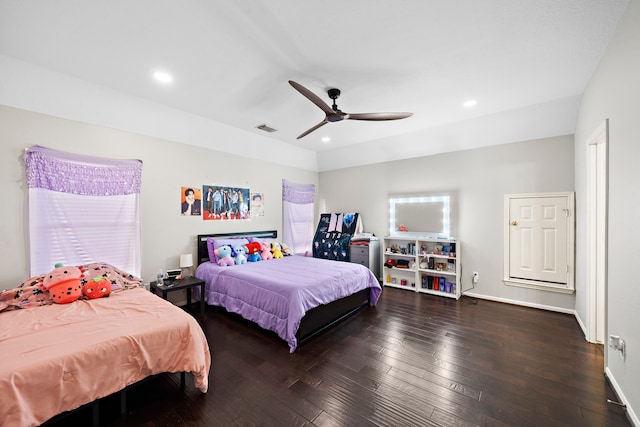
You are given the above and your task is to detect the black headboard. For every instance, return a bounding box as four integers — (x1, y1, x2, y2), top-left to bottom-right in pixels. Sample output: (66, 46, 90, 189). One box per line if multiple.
(197, 230, 278, 265)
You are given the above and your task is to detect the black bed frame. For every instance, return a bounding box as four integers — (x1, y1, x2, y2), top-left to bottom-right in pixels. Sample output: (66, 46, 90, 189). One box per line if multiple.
(43, 372, 187, 427)
(196, 230, 371, 347)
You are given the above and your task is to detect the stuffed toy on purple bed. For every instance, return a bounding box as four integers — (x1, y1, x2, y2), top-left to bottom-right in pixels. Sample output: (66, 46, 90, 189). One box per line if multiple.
(214, 245, 235, 267)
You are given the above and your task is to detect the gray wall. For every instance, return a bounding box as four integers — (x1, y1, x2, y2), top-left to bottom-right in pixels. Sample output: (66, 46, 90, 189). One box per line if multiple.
(0, 105, 317, 289)
(575, 0, 640, 421)
(318, 135, 576, 311)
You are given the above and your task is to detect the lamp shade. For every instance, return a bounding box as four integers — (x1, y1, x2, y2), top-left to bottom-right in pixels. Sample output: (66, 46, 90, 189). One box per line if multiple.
(180, 253, 193, 268)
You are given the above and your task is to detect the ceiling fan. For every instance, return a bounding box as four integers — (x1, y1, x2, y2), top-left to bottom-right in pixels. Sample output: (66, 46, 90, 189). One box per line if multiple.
(288, 80, 413, 139)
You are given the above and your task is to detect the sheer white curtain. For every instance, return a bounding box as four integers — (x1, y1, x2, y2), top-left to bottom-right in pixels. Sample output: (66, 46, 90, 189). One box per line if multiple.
(25, 145, 142, 276)
(282, 179, 315, 255)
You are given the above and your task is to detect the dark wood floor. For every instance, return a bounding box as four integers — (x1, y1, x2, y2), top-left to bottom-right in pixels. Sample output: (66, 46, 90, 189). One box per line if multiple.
(45, 287, 631, 427)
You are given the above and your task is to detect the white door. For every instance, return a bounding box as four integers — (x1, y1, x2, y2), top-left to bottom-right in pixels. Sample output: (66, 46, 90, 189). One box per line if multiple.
(508, 196, 569, 284)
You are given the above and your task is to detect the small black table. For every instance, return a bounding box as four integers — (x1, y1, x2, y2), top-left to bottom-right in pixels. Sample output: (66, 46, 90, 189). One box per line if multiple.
(150, 276, 206, 313)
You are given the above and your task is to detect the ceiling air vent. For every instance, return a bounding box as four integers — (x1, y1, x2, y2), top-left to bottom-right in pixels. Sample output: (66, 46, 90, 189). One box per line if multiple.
(256, 123, 277, 133)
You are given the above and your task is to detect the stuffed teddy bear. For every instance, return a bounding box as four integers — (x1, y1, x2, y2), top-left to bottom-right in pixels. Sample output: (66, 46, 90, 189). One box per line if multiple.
(82, 275, 111, 299)
(232, 245, 247, 265)
(271, 242, 283, 259)
(43, 263, 85, 304)
(244, 242, 262, 262)
(280, 242, 293, 256)
(259, 242, 273, 260)
(214, 245, 235, 267)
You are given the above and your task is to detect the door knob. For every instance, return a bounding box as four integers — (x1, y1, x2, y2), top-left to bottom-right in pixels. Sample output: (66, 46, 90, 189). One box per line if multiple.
(511, 220, 519, 226)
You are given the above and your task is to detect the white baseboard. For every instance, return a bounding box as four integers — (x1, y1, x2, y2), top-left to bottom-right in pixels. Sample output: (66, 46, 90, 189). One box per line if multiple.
(606, 367, 639, 426)
(573, 310, 589, 341)
(462, 291, 575, 315)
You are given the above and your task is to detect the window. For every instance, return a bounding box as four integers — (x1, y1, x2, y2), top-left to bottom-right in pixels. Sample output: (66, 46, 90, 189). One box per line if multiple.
(25, 146, 142, 276)
(282, 179, 315, 255)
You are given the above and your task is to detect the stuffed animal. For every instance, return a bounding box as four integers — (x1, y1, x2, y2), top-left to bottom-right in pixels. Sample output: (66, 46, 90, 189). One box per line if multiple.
(232, 245, 247, 265)
(82, 275, 111, 299)
(271, 242, 283, 259)
(384, 259, 397, 268)
(280, 242, 293, 256)
(244, 242, 262, 262)
(259, 242, 273, 260)
(43, 263, 84, 304)
(214, 245, 235, 267)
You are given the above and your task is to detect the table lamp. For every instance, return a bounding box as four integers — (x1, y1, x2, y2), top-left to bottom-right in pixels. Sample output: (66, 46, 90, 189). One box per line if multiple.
(180, 253, 193, 278)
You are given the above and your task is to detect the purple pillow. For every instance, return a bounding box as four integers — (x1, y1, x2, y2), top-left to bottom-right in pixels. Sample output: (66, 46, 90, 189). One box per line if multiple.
(207, 237, 250, 263)
(249, 237, 277, 246)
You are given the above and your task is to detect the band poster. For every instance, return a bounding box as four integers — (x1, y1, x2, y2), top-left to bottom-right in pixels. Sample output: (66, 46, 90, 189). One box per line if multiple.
(202, 185, 251, 220)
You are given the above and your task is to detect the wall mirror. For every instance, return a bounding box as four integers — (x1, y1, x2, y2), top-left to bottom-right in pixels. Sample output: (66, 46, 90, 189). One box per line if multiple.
(389, 196, 450, 237)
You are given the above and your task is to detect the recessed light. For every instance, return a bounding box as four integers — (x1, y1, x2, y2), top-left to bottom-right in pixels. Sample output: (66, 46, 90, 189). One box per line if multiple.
(153, 71, 173, 84)
(463, 99, 477, 108)
(321, 137, 331, 143)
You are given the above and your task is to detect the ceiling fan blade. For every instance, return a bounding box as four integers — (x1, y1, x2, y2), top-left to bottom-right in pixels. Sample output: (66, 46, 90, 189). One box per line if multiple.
(297, 120, 328, 139)
(289, 80, 335, 116)
(347, 112, 413, 121)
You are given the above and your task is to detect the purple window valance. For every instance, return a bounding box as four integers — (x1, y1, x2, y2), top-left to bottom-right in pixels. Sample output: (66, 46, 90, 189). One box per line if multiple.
(24, 145, 143, 196)
(282, 179, 315, 204)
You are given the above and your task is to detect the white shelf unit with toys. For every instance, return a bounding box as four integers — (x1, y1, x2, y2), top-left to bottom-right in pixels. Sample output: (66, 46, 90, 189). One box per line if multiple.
(382, 236, 461, 300)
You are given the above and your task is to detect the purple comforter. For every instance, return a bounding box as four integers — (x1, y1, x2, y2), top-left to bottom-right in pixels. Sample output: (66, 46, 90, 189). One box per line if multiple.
(195, 255, 381, 352)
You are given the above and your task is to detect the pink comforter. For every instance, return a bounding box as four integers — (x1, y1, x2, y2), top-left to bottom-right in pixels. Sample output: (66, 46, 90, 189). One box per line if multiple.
(0, 287, 211, 427)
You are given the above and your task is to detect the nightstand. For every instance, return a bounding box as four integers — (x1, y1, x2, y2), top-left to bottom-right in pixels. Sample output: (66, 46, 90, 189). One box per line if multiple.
(150, 276, 206, 313)
(350, 239, 380, 281)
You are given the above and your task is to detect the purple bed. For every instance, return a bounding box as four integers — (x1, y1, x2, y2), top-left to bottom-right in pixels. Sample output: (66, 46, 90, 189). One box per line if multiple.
(196, 231, 381, 352)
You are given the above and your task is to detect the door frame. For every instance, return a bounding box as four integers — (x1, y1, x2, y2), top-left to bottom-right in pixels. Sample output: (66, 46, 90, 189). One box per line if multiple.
(586, 120, 608, 344)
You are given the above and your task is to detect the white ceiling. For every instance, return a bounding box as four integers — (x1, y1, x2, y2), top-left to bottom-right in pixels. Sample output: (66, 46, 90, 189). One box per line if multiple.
(0, 1, 629, 170)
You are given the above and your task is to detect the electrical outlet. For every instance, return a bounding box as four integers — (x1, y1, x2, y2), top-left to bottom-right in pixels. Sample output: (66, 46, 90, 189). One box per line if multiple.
(609, 335, 626, 360)
(472, 272, 479, 284)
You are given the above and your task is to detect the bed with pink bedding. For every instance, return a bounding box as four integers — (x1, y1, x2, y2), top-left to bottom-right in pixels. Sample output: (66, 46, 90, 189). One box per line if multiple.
(0, 270, 211, 427)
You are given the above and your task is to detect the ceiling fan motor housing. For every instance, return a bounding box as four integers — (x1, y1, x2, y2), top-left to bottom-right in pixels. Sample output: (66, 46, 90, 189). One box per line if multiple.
(328, 88, 341, 112)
